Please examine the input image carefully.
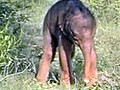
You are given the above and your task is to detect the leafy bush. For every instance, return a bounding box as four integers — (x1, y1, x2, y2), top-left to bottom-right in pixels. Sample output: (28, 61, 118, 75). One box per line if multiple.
(0, 0, 54, 76)
(0, 0, 29, 35)
(0, 0, 31, 75)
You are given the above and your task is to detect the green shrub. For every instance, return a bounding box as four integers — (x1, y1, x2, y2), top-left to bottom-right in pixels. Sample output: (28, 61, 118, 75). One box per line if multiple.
(0, 0, 31, 75)
(0, 0, 54, 76)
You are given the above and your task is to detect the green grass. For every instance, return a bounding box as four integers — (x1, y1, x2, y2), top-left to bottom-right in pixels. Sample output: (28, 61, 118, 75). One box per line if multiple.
(0, 70, 119, 90)
(0, 0, 120, 90)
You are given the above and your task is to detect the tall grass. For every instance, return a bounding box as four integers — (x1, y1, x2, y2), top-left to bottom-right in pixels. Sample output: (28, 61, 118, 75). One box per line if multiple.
(0, 0, 120, 89)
